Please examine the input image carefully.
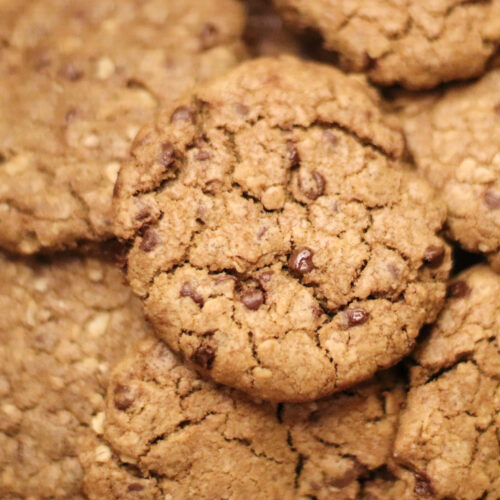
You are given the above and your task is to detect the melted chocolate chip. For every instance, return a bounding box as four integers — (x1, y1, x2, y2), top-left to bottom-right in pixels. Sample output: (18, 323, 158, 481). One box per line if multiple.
(423, 245, 445, 267)
(127, 483, 144, 492)
(345, 308, 370, 327)
(113, 384, 133, 411)
(447, 280, 471, 299)
(139, 229, 160, 252)
(170, 106, 197, 124)
(299, 170, 326, 200)
(323, 130, 338, 146)
(180, 282, 204, 306)
(195, 150, 211, 161)
(59, 63, 83, 81)
(234, 103, 249, 116)
(256, 226, 268, 239)
(191, 339, 217, 370)
(288, 247, 314, 274)
(286, 140, 300, 168)
(160, 141, 175, 167)
(200, 23, 219, 49)
(241, 289, 265, 311)
(414, 475, 433, 497)
(484, 189, 500, 209)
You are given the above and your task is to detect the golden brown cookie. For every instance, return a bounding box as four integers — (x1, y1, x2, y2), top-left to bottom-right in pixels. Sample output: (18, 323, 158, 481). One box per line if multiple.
(402, 71, 500, 271)
(114, 55, 451, 402)
(394, 265, 500, 500)
(0, 252, 150, 499)
(80, 338, 405, 500)
(0, 0, 246, 254)
(273, 0, 500, 90)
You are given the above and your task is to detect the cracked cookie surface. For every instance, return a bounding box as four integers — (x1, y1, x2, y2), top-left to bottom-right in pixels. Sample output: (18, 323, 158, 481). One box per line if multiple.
(0, 0, 245, 254)
(0, 252, 149, 499)
(114, 56, 451, 402)
(402, 70, 500, 270)
(81, 337, 405, 500)
(394, 265, 500, 500)
(273, 0, 500, 90)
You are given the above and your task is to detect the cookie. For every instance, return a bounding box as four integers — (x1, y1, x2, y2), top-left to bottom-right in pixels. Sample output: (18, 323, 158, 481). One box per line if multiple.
(114, 55, 451, 402)
(0, 0, 246, 254)
(243, 0, 303, 57)
(0, 252, 149, 499)
(80, 337, 405, 500)
(394, 265, 500, 500)
(402, 70, 500, 270)
(273, 0, 500, 90)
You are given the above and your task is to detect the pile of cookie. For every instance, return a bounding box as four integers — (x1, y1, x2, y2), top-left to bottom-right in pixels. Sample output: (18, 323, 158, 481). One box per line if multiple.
(1, 1, 499, 499)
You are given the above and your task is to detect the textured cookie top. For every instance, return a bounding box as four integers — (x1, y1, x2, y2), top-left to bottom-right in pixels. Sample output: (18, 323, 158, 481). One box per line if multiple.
(0, 0, 245, 254)
(394, 265, 500, 500)
(403, 70, 500, 270)
(81, 338, 404, 500)
(0, 252, 149, 499)
(273, 0, 500, 90)
(115, 56, 450, 402)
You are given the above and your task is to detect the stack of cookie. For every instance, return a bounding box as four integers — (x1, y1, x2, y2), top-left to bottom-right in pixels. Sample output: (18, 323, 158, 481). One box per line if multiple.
(1, 1, 499, 499)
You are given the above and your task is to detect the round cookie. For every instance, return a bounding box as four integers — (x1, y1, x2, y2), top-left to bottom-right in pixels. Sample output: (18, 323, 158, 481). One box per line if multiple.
(0, 0, 246, 254)
(402, 70, 500, 271)
(394, 265, 500, 500)
(80, 338, 405, 500)
(0, 252, 150, 499)
(114, 55, 451, 402)
(273, 0, 500, 90)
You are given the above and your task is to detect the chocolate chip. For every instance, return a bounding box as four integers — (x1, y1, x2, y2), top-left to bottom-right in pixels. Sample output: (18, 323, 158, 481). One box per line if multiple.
(345, 308, 369, 327)
(234, 103, 249, 116)
(170, 106, 197, 124)
(323, 130, 338, 146)
(200, 23, 218, 49)
(414, 475, 433, 497)
(298, 170, 326, 200)
(286, 140, 300, 168)
(135, 205, 150, 221)
(59, 63, 83, 81)
(256, 226, 268, 239)
(328, 460, 367, 488)
(191, 339, 217, 369)
(447, 280, 471, 299)
(65, 108, 78, 122)
(179, 282, 204, 306)
(240, 289, 265, 311)
(159, 141, 175, 167)
(195, 150, 211, 161)
(288, 247, 314, 274)
(139, 229, 160, 252)
(387, 263, 400, 278)
(113, 384, 133, 411)
(484, 189, 500, 209)
(258, 271, 273, 285)
(214, 274, 237, 285)
(423, 245, 445, 267)
(127, 483, 144, 492)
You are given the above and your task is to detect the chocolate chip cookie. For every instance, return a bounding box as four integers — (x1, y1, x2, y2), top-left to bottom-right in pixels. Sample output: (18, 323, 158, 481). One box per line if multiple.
(394, 265, 500, 500)
(0, 252, 149, 499)
(273, 0, 500, 90)
(114, 55, 451, 402)
(0, 0, 246, 254)
(403, 70, 500, 271)
(81, 338, 405, 500)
